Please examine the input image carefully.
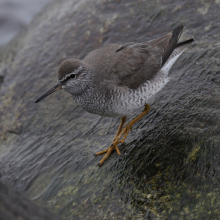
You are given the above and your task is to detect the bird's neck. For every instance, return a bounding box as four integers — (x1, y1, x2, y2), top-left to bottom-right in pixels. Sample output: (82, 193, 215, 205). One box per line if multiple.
(72, 81, 112, 115)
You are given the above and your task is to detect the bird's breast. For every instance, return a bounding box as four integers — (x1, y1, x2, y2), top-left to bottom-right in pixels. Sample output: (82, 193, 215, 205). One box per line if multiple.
(73, 70, 169, 117)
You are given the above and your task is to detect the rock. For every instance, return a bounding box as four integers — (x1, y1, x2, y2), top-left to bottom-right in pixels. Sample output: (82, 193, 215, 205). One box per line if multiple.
(0, 180, 61, 220)
(0, 0, 220, 219)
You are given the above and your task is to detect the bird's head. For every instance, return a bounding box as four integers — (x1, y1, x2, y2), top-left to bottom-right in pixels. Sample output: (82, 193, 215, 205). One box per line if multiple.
(35, 59, 91, 103)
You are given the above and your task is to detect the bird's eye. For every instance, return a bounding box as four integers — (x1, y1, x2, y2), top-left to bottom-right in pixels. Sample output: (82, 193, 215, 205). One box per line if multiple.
(66, 74, 76, 80)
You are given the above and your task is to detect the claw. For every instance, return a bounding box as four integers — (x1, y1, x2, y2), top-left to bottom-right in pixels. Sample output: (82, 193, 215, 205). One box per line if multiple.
(95, 104, 151, 165)
(115, 144, 121, 155)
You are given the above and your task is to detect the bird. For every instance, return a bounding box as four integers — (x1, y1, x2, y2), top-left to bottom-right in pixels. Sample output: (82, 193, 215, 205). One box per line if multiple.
(35, 25, 194, 165)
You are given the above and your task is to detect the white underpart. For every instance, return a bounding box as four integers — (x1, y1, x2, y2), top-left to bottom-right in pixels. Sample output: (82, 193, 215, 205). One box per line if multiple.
(161, 47, 183, 73)
(111, 47, 186, 117)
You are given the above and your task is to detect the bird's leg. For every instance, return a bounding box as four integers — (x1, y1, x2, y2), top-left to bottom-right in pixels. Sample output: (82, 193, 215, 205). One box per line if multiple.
(95, 116, 127, 157)
(96, 104, 150, 166)
(115, 103, 151, 145)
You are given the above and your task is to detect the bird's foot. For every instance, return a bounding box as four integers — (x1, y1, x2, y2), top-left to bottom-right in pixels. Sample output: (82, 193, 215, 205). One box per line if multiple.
(95, 142, 121, 165)
(95, 122, 132, 166)
(95, 103, 151, 166)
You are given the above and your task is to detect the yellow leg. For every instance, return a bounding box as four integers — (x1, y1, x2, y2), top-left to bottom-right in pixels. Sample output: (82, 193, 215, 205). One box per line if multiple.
(95, 104, 151, 166)
(116, 103, 151, 144)
(95, 116, 127, 156)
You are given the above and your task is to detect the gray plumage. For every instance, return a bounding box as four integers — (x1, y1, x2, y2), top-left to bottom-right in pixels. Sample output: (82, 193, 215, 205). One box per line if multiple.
(36, 26, 193, 117)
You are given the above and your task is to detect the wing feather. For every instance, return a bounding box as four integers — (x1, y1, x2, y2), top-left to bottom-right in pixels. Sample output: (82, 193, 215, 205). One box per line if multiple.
(82, 28, 182, 90)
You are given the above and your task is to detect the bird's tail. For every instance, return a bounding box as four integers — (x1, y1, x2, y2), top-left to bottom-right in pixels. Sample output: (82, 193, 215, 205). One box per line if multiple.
(149, 25, 194, 68)
(161, 26, 194, 72)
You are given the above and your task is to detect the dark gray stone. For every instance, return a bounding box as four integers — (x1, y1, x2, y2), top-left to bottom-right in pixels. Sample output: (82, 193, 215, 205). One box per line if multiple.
(0, 0, 220, 219)
(0, 180, 61, 220)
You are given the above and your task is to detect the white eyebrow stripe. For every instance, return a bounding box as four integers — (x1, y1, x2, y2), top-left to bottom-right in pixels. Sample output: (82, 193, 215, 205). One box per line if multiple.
(58, 65, 83, 82)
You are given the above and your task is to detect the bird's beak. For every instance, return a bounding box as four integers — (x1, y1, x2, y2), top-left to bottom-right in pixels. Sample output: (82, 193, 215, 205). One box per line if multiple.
(35, 83, 62, 103)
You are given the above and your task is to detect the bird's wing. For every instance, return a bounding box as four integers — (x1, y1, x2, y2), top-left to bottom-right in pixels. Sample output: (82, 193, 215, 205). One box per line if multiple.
(83, 34, 172, 90)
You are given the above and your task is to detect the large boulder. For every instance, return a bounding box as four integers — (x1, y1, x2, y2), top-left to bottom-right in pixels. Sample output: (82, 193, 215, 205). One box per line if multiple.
(0, 0, 220, 219)
(0, 180, 61, 220)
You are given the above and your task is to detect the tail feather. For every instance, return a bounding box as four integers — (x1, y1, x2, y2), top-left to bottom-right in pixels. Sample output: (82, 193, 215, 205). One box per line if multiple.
(175, 38, 194, 49)
(149, 25, 194, 73)
(161, 38, 194, 73)
(162, 25, 184, 66)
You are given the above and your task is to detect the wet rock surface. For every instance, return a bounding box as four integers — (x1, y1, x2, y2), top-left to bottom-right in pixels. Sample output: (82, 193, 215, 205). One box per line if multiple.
(0, 0, 220, 219)
(0, 180, 61, 220)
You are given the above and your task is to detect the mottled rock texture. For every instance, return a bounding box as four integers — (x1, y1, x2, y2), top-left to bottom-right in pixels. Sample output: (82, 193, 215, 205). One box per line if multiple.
(0, 180, 61, 220)
(0, 0, 220, 219)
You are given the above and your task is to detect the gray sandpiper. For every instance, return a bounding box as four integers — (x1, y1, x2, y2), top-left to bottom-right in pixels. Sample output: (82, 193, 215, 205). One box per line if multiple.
(35, 25, 194, 165)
